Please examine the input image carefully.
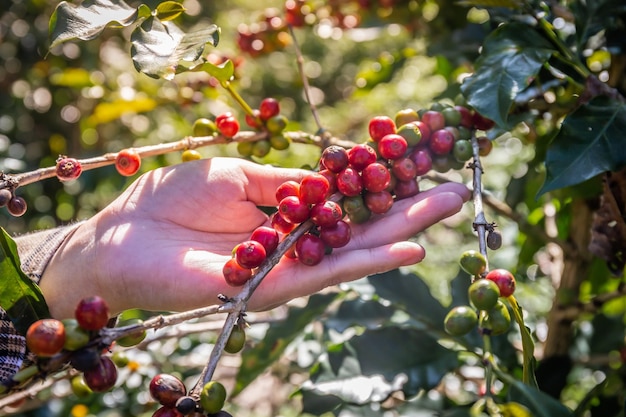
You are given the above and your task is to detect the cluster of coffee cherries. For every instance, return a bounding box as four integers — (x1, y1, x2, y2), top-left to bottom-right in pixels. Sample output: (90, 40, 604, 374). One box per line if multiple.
(444, 250, 517, 337)
(0, 185, 27, 217)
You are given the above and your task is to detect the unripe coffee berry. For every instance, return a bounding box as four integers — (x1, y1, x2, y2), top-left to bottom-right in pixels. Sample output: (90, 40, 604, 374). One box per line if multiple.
(56, 157, 82, 181)
(181, 149, 202, 162)
(200, 381, 227, 414)
(192, 118, 217, 137)
(224, 325, 246, 354)
(468, 279, 500, 311)
(444, 305, 478, 336)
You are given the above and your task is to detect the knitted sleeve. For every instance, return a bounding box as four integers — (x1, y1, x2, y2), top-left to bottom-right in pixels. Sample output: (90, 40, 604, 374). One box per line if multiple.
(0, 222, 84, 385)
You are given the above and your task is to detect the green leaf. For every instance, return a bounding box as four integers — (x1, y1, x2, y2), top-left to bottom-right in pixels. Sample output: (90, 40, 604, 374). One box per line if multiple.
(130, 17, 220, 79)
(233, 292, 338, 396)
(324, 298, 395, 333)
(538, 97, 626, 195)
(196, 60, 235, 85)
(461, 23, 556, 128)
(456, 0, 522, 7)
(0, 229, 50, 335)
(156, 1, 186, 21)
(49, 0, 137, 49)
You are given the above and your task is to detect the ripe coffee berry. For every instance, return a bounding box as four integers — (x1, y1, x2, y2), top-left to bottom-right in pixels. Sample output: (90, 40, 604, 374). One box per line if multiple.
(310, 200, 343, 228)
(223, 258, 253, 287)
(75, 295, 110, 331)
(347, 144, 377, 171)
(56, 157, 82, 181)
(295, 233, 326, 266)
(7, 196, 27, 216)
(319, 219, 351, 248)
(279, 195, 310, 224)
(250, 226, 279, 255)
(378, 134, 408, 160)
(393, 179, 420, 200)
(216, 115, 240, 138)
(321, 145, 349, 173)
(336, 167, 363, 197)
(486, 269, 516, 297)
(259, 97, 280, 120)
(472, 112, 495, 131)
(275, 180, 300, 203)
(150, 373, 187, 407)
(235, 240, 267, 269)
(70, 347, 102, 372)
(391, 157, 418, 182)
(429, 129, 455, 155)
(299, 173, 330, 205)
(270, 212, 296, 234)
(153, 406, 184, 417)
(245, 109, 263, 129)
(0, 189, 12, 207)
(421, 110, 446, 132)
(409, 149, 432, 176)
(115, 149, 141, 176)
(26, 319, 66, 357)
(175, 396, 198, 415)
(83, 356, 118, 392)
(368, 116, 396, 142)
(477, 136, 493, 156)
(362, 162, 391, 192)
(364, 191, 394, 214)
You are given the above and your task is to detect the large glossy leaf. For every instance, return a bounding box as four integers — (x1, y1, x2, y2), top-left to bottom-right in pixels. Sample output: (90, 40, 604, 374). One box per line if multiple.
(233, 292, 338, 396)
(461, 23, 555, 128)
(0, 229, 50, 335)
(49, 0, 137, 49)
(538, 97, 626, 195)
(130, 17, 219, 79)
(572, 0, 626, 50)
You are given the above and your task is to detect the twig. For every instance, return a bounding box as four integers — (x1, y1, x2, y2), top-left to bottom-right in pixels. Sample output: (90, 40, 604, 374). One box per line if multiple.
(469, 135, 489, 266)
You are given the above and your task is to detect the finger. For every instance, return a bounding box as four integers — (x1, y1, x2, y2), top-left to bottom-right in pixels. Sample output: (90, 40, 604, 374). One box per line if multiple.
(345, 189, 466, 251)
(239, 159, 309, 206)
(248, 241, 425, 310)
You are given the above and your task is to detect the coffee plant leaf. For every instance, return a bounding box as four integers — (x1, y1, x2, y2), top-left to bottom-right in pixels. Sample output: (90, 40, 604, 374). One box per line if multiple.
(196, 60, 235, 85)
(538, 97, 626, 195)
(324, 298, 395, 333)
(155, 1, 186, 21)
(571, 0, 626, 50)
(456, 0, 523, 7)
(366, 269, 448, 331)
(461, 22, 556, 128)
(497, 369, 575, 417)
(130, 16, 219, 79)
(0, 228, 50, 336)
(233, 292, 338, 396)
(49, 0, 138, 49)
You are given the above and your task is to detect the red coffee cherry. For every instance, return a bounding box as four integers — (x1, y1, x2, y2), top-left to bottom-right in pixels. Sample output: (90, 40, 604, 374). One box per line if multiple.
(378, 134, 408, 160)
(215, 112, 233, 126)
(362, 162, 391, 193)
(75, 295, 110, 331)
(429, 129, 455, 155)
(318, 169, 338, 195)
(364, 191, 394, 214)
(393, 179, 420, 200)
(270, 212, 297, 234)
(83, 356, 118, 392)
(56, 157, 82, 181)
(235, 240, 267, 269)
(485, 269, 516, 297)
(421, 110, 445, 132)
(295, 233, 326, 266)
(150, 373, 187, 408)
(216, 115, 240, 138)
(259, 97, 280, 120)
(153, 406, 184, 417)
(368, 116, 396, 142)
(472, 112, 495, 131)
(115, 149, 141, 176)
(299, 173, 330, 205)
(336, 167, 363, 197)
(454, 105, 474, 128)
(250, 226, 279, 255)
(319, 220, 351, 248)
(310, 200, 343, 228)
(275, 180, 300, 203)
(409, 148, 433, 176)
(26, 319, 66, 357)
(321, 145, 349, 173)
(347, 144, 377, 171)
(279, 195, 311, 224)
(411, 121, 432, 145)
(7, 196, 27, 216)
(245, 109, 263, 129)
(391, 157, 418, 181)
(477, 136, 493, 156)
(223, 258, 253, 287)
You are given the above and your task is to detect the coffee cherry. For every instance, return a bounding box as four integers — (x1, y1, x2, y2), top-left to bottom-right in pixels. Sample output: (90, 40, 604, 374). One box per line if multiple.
(454, 105, 473, 128)
(421, 110, 445, 132)
(318, 169, 338, 195)
(364, 191, 394, 214)
(378, 134, 408, 160)
(278, 195, 310, 224)
(393, 179, 420, 200)
(269, 134, 290, 150)
(487, 230, 503, 250)
(319, 220, 351, 248)
(70, 347, 102, 372)
(259, 98, 280, 120)
(200, 381, 227, 414)
(368, 116, 396, 142)
(115, 318, 147, 347)
(217, 116, 240, 138)
(7, 196, 27, 216)
(310, 200, 343, 228)
(0, 189, 12, 207)
(321, 146, 349, 173)
(336, 167, 363, 197)
(441, 107, 462, 127)
(299, 173, 330, 205)
(429, 129, 455, 155)
(472, 112, 495, 131)
(224, 325, 246, 354)
(235, 240, 267, 269)
(411, 121, 432, 145)
(362, 162, 391, 193)
(192, 118, 217, 137)
(175, 396, 198, 415)
(75, 295, 110, 331)
(236, 141, 254, 157)
(459, 250, 487, 276)
(250, 226, 279, 256)
(245, 109, 263, 129)
(252, 139, 271, 157)
(150, 373, 187, 407)
(453, 140, 473, 162)
(223, 258, 253, 287)
(83, 356, 118, 392)
(111, 351, 129, 367)
(56, 157, 82, 181)
(266, 114, 288, 134)
(468, 279, 500, 311)
(295, 233, 326, 266)
(479, 300, 511, 335)
(391, 157, 418, 182)
(26, 319, 66, 357)
(394, 108, 419, 126)
(409, 148, 433, 176)
(477, 136, 493, 156)
(215, 112, 233, 126)
(61, 318, 90, 351)
(270, 212, 296, 234)
(444, 305, 478, 336)
(485, 269, 516, 297)
(115, 149, 141, 176)
(70, 375, 93, 398)
(347, 205, 372, 224)
(181, 149, 202, 162)
(396, 122, 423, 147)
(347, 144, 377, 171)
(275, 180, 300, 203)
(153, 406, 184, 417)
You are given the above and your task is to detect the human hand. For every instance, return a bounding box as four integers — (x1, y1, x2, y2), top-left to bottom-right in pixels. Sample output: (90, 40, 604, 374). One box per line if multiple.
(39, 157, 470, 318)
